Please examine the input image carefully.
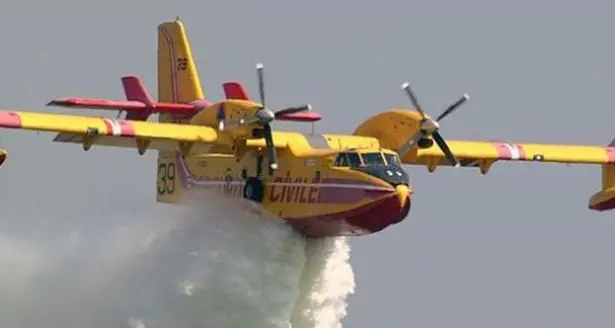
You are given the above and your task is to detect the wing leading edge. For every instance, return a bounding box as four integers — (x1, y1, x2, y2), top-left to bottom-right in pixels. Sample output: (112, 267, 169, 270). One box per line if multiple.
(405, 138, 615, 212)
(0, 110, 220, 154)
(409, 140, 615, 172)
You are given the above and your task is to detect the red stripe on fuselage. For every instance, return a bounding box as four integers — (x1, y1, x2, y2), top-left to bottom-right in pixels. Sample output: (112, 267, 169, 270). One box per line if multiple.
(174, 155, 394, 204)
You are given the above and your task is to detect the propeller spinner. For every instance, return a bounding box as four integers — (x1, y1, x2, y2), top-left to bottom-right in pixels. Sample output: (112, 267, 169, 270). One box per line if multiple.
(396, 82, 469, 167)
(220, 63, 312, 175)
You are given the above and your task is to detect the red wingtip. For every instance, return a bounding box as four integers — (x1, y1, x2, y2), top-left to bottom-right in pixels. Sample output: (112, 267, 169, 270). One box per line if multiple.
(222, 82, 250, 100)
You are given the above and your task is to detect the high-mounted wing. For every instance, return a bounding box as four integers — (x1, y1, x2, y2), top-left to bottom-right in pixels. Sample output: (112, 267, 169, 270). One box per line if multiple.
(0, 110, 220, 155)
(406, 139, 615, 211)
(352, 100, 615, 171)
(408, 140, 615, 172)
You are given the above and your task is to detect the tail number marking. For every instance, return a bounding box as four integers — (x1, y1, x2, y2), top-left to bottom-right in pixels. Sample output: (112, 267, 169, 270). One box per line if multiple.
(157, 162, 176, 195)
(177, 57, 188, 71)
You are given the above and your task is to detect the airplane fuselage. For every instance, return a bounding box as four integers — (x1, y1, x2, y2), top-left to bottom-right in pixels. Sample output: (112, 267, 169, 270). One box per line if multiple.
(156, 141, 412, 237)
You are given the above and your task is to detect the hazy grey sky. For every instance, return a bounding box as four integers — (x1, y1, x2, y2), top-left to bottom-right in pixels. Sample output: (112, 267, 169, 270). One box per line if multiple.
(1, 0, 615, 327)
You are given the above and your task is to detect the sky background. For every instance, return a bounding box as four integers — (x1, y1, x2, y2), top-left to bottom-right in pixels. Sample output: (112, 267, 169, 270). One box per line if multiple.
(1, 0, 615, 327)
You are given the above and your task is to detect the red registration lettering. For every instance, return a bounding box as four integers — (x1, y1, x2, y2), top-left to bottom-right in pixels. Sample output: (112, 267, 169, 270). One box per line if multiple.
(269, 177, 283, 202)
(268, 176, 321, 204)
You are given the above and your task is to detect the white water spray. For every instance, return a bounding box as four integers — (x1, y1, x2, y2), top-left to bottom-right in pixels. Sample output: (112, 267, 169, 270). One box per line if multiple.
(0, 195, 355, 327)
(290, 237, 356, 328)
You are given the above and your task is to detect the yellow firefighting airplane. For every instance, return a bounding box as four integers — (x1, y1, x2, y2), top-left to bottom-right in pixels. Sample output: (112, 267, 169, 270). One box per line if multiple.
(0, 18, 614, 237)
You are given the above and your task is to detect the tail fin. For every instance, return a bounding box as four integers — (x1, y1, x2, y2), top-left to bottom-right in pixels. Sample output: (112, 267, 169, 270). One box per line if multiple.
(157, 17, 204, 124)
(122, 76, 154, 121)
(156, 18, 203, 204)
(589, 138, 615, 211)
(222, 82, 250, 100)
(123, 76, 154, 106)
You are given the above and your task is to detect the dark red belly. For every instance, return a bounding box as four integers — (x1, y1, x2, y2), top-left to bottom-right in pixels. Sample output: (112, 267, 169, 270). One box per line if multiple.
(285, 194, 411, 237)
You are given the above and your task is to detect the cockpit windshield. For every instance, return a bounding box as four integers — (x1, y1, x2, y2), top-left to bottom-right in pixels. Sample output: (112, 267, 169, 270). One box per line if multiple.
(383, 153, 401, 166)
(361, 152, 385, 166)
(334, 152, 362, 168)
(334, 151, 401, 168)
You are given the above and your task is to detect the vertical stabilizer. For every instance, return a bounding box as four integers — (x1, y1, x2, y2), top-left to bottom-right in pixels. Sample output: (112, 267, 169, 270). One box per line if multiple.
(157, 18, 204, 112)
(156, 18, 204, 203)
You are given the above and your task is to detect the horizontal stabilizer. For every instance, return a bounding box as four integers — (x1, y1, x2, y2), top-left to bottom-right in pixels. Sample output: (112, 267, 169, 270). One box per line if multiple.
(48, 98, 148, 111)
(47, 76, 200, 120)
(47, 97, 197, 115)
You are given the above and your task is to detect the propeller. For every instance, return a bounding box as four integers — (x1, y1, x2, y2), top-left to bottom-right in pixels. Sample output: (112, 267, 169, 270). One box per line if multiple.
(396, 82, 469, 167)
(222, 63, 312, 174)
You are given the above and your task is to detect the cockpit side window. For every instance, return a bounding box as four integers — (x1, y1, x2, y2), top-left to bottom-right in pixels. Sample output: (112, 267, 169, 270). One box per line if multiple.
(384, 153, 401, 166)
(347, 152, 362, 168)
(361, 152, 385, 166)
(334, 152, 363, 168)
(335, 153, 349, 167)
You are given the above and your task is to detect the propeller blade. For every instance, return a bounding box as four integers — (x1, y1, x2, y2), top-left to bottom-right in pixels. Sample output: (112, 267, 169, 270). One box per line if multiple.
(431, 131, 459, 167)
(256, 63, 266, 108)
(262, 124, 278, 174)
(401, 82, 426, 119)
(397, 130, 425, 157)
(435, 93, 469, 122)
(274, 104, 311, 117)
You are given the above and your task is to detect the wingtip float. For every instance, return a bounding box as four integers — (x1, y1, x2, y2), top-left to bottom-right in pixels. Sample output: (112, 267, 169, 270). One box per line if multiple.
(0, 149, 6, 167)
(0, 18, 613, 238)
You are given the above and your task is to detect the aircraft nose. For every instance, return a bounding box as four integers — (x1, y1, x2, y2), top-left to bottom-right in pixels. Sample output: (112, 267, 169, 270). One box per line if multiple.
(393, 184, 411, 224)
(395, 184, 410, 206)
(356, 165, 409, 187)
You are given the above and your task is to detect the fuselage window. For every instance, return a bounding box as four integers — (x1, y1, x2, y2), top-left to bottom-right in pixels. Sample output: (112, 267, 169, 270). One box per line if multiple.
(361, 152, 385, 166)
(384, 153, 401, 166)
